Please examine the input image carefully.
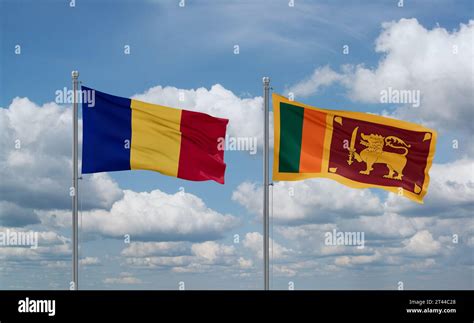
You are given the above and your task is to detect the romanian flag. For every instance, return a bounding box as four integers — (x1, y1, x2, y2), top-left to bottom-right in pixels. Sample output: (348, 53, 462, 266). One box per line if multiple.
(81, 86, 228, 184)
(273, 94, 437, 203)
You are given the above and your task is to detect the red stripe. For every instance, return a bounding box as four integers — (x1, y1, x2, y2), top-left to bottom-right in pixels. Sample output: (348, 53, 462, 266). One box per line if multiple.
(177, 110, 229, 184)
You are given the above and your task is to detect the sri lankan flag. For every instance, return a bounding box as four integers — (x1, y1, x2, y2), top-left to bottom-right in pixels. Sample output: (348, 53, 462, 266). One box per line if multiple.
(273, 94, 437, 203)
(81, 86, 228, 184)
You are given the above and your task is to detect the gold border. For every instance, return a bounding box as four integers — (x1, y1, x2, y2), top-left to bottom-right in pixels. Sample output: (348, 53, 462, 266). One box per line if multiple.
(272, 93, 281, 180)
(320, 113, 334, 173)
(272, 93, 438, 204)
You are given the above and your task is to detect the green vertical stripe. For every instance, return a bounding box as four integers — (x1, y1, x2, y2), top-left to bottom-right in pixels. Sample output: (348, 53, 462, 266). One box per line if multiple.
(279, 103, 304, 172)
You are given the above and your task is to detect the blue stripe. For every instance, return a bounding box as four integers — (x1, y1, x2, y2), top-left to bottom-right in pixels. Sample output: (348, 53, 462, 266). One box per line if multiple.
(81, 86, 132, 173)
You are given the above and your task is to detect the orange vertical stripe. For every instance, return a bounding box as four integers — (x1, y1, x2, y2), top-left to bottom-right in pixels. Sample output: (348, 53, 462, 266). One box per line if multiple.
(299, 109, 327, 173)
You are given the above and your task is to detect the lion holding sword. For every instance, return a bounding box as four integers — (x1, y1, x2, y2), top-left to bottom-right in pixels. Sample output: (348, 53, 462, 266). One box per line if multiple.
(347, 127, 411, 181)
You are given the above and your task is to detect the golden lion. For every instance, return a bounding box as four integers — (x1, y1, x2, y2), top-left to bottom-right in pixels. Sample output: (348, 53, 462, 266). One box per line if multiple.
(349, 133, 411, 180)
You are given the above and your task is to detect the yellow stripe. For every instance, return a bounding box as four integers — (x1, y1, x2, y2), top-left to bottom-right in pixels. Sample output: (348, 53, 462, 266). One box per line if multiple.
(320, 113, 334, 174)
(130, 99, 182, 177)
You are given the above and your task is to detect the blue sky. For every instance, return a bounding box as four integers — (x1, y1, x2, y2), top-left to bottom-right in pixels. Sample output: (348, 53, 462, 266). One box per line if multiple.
(0, 0, 473, 290)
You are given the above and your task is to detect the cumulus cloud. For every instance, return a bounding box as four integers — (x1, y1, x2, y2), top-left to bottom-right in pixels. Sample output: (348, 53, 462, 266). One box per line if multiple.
(238, 257, 253, 269)
(0, 228, 70, 262)
(332, 231, 443, 268)
(42, 189, 239, 242)
(232, 159, 473, 273)
(242, 232, 292, 260)
(191, 241, 235, 263)
(334, 230, 442, 271)
(103, 273, 142, 285)
(234, 159, 474, 224)
(287, 65, 345, 97)
(0, 201, 39, 227)
(0, 98, 123, 225)
(80, 257, 101, 266)
(276, 224, 373, 258)
(121, 240, 252, 273)
(125, 255, 192, 268)
(348, 213, 426, 239)
(385, 158, 474, 218)
(121, 242, 189, 257)
(401, 230, 442, 257)
(273, 204, 472, 272)
(288, 19, 474, 133)
(232, 179, 382, 224)
(276, 220, 462, 271)
(334, 251, 384, 267)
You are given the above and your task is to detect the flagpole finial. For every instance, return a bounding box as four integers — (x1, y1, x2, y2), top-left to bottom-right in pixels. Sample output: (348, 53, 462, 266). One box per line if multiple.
(262, 76, 270, 85)
(72, 70, 79, 79)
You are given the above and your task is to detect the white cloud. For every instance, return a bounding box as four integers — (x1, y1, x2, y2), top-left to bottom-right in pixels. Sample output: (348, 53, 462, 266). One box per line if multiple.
(274, 206, 472, 272)
(232, 179, 382, 224)
(0, 244, 70, 261)
(231, 157, 473, 272)
(230, 156, 473, 275)
(288, 65, 345, 97)
(122, 240, 237, 265)
(44, 189, 239, 242)
(83, 190, 238, 241)
(401, 230, 441, 257)
(0, 98, 123, 223)
(288, 19, 474, 133)
(0, 201, 39, 227)
(121, 242, 189, 257)
(385, 158, 474, 217)
(334, 251, 383, 267)
(276, 224, 372, 257)
(125, 255, 192, 268)
(191, 241, 235, 263)
(242, 232, 292, 260)
(82, 174, 124, 211)
(402, 258, 437, 271)
(349, 213, 425, 239)
(39, 261, 69, 269)
(121, 240, 249, 274)
(80, 257, 101, 266)
(234, 159, 474, 225)
(238, 257, 253, 269)
(272, 265, 298, 277)
(326, 230, 443, 268)
(104, 273, 142, 285)
(0, 228, 70, 262)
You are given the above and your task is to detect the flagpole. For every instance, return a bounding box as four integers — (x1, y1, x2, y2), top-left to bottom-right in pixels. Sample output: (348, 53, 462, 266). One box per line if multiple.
(71, 70, 79, 290)
(263, 76, 270, 290)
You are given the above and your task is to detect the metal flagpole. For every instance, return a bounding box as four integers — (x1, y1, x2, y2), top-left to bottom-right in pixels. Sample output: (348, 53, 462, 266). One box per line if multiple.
(71, 70, 79, 290)
(263, 76, 270, 290)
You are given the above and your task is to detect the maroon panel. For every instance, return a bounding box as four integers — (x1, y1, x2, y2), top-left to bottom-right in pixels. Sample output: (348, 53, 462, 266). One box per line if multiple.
(328, 116, 433, 194)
